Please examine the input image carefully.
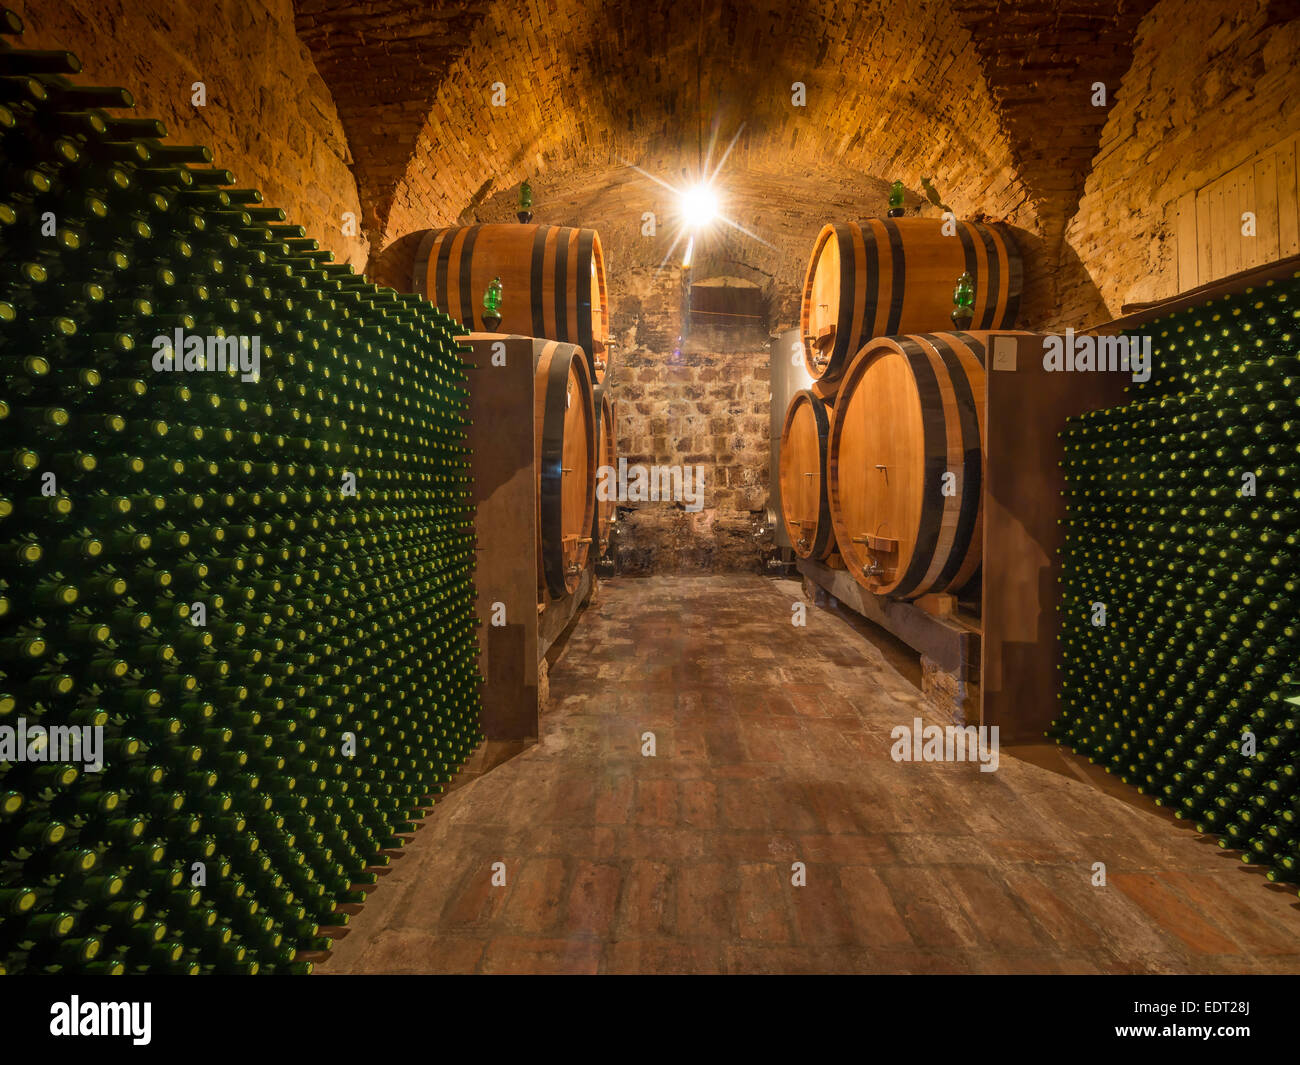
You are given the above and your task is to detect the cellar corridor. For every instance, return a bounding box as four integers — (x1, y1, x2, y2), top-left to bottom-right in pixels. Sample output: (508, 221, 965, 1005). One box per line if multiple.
(319, 577, 1300, 975)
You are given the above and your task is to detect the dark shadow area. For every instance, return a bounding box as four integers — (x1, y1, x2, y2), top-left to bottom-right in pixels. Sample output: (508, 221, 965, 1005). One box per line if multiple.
(1008, 740, 1300, 909)
(1004, 222, 1110, 331)
(367, 229, 428, 293)
(444, 740, 533, 795)
(804, 584, 925, 692)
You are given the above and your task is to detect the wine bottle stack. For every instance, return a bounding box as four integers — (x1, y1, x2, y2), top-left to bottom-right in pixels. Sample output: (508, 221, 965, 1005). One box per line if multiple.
(0, 21, 482, 975)
(1049, 272, 1300, 892)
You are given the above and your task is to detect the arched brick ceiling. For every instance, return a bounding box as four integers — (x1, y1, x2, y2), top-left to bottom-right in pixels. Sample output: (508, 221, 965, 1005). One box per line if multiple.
(293, 0, 1153, 327)
(293, 0, 497, 236)
(295, 1, 1032, 243)
(950, 0, 1159, 237)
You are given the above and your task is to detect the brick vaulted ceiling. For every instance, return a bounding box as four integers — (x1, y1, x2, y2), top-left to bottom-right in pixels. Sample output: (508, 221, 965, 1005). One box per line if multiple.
(950, 0, 1158, 239)
(293, 0, 1155, 284)
(293, 0, 498, 238)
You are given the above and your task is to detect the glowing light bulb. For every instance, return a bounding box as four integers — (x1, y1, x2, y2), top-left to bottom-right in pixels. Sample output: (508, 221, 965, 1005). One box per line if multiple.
(681, 183, 719, 228)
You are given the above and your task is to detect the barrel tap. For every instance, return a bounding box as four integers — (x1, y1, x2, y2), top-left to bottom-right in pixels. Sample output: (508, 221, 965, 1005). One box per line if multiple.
(851, 535, 884, 578)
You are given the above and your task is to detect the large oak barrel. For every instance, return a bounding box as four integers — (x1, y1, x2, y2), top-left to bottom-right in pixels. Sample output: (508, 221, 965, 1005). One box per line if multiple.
(594, 385, 617, 557)
(413, 223, 610, 383)
(534, 339, 596, 598)
(778, 390, 834, 559)
(800, 219, 1021, 396)
(827, 331, 1025, 599)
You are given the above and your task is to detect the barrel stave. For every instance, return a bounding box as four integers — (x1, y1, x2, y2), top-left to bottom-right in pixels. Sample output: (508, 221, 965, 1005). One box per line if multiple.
(594, 387, 616, 555)
(533, 339, 597, 599)
(800, 219, 1022, 396)
(827, 331, 1006, 599)
(778, 390, 834, 559)
(415, 223, 610, 384)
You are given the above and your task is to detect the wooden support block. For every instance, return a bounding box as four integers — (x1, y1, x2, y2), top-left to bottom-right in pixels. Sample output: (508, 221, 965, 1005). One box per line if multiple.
(914, 593, 956, 618)
(797, 557, 977, 678)
(850, 533, 898, 553)
(981, 330, 1129, 742)
(825, 551, 846, 570)
(461, 332, 541, 742)
(460, 330, 592, 729)
(538, 565, 594, 661)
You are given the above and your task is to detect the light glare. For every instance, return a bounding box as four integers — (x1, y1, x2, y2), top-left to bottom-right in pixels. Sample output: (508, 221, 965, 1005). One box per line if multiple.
(681, 183, 719, 228)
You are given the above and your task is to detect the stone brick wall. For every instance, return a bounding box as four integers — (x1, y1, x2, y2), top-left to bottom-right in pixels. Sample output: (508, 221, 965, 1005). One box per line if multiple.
(11, 0, 368, 268)
(606, 268, 771, 574)
(1065, 0, 1300, 319)
(311, 0, 1035, 265)
(419, 175, 785, 574)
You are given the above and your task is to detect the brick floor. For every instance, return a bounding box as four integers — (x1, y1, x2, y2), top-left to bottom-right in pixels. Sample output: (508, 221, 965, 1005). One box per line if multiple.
(319, 576, 1300, 974)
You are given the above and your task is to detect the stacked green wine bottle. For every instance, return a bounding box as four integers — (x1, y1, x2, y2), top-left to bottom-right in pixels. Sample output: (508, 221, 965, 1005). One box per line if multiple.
(0, 18, 482, 974)
(1051, 270, 1300, 890)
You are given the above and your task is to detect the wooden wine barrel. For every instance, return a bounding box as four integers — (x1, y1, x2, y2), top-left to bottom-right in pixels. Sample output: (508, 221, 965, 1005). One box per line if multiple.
(534, 339, 597, 598)
(413, 223, 610, 383)
(778, 390, 834, 559)
(593, 385, 617, 556)
(827, 331, 1035, 599)
(800, 219, 1021, 396)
